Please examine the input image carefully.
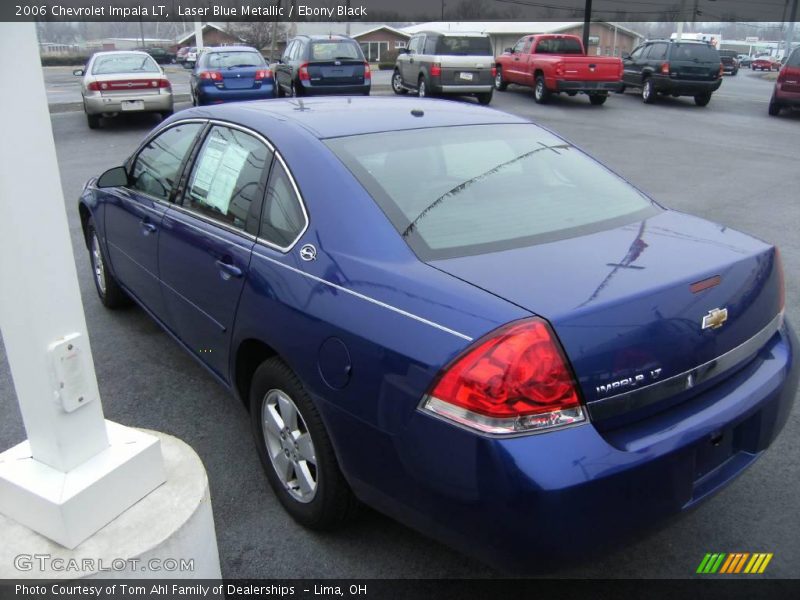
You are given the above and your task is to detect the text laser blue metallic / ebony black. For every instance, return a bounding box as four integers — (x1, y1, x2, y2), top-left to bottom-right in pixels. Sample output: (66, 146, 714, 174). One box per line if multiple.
(78, 97, 798, 572)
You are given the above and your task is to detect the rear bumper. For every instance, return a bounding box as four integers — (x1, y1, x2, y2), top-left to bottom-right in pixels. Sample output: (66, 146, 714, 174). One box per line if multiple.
(435, 84, 494, 94)
(196, 84, 276, 104)
(773, 87, 800, 106)
(83, 92, 173, 115)
(555, 80, 623, 93)
(324, 320, 798, 572)
(301, 82, 371, 96)
(651, 75, 722, 96)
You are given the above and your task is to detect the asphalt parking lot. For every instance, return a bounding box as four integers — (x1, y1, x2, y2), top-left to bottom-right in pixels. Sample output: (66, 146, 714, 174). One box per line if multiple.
(1, 69, 798, 578)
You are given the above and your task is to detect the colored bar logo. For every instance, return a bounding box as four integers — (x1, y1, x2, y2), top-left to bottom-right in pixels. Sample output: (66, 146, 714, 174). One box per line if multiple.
(696, 553, 773, 574)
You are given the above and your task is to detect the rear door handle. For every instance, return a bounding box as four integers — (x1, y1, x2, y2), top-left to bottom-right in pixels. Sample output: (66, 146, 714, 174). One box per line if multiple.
(140, 220, 157, 235)
(216, 259, 243, 279)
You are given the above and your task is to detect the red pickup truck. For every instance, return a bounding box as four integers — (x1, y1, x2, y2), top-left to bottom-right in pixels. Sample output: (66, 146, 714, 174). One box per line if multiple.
(495, 34, 623, 105)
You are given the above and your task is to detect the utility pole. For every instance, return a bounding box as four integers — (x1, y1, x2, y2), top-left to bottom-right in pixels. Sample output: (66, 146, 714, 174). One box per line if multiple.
(582, 0, 593, 54)
(269, 0, 282, 62)
(784, 0, 798, 58)
(139, 16, 146, 48)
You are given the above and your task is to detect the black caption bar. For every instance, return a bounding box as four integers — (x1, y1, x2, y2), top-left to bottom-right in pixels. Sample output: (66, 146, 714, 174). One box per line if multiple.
(2, 0, 799, 22)
(1, 580, 800, 600)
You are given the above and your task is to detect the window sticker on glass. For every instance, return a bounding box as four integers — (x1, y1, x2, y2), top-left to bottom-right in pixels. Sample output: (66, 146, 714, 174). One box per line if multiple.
(190, 133, 249, 213)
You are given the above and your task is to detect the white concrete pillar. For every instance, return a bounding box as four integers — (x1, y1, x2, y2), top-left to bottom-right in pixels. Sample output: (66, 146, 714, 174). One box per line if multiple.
(194, 21, 204, 50)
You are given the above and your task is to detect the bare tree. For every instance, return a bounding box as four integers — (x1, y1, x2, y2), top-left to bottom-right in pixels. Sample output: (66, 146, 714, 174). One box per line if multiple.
(227, 22, 287, 53)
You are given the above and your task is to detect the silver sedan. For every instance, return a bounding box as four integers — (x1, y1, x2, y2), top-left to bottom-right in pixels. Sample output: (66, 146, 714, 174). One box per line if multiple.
(74, 51, 174, 129)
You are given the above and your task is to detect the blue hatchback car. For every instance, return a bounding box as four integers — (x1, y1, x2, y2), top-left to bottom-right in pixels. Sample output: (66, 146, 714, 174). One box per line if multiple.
(190, 46, 276, 106)
(79, 97, 797, 571)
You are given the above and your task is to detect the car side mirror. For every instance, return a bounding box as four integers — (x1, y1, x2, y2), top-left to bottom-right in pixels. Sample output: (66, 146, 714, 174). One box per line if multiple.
(97, 166, 130, 189)
(73, 69, 84, 76)
(504, 48, 514, 54)
(622, 52, 631, 60)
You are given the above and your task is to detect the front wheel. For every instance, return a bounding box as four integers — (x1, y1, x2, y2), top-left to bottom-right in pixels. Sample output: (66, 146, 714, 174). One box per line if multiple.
(250, 358, 358, 529)
(418, 76, 427, 98)
(494, 68, 507, 91)
(87, 219, 129, 308)
(588, 93, 607, 106)
(533, 75, 550, 104)
(641, 78, 656, 104)
(391, 70, 407, 95)
(476, 90, 493, 105)
(694, 92, 712, 107)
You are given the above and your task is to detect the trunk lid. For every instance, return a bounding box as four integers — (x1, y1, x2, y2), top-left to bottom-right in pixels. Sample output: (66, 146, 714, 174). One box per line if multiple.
(307, 60, 366, 86)
(559, 56, 621, 81)
(94, 73, 163, 96)
(429, 211, 783, 428)
(219, 66, 258, 89)
(668, 43, 721, 81)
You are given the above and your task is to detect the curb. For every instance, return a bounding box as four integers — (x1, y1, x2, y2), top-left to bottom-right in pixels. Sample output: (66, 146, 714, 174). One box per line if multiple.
(48, 88, 393, 114)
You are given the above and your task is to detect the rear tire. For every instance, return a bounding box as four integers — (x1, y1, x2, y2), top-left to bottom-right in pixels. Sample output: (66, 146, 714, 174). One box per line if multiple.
(694, 92, 712, 107)
(87, 219, 130, 309)
(86, 112, 101, 129)
(392, 69, 407, 95)
(476, 90, 493, 105)
(533, 74, 550, 104)
(641, 78, 656, 104)
(588, 93, 607, 106)
(494, 68, 507, 91)
(768, 99, 782, 116)
(249, 357, 358, 530)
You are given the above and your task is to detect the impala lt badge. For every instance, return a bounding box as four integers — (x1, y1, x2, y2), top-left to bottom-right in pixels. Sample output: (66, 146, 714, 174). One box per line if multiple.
(702, 307, 728, 330)
(596, 367, 663, 397)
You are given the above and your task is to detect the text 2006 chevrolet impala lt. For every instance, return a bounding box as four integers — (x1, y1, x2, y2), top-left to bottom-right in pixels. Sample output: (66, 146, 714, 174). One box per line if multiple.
(79, 97, 797, 570)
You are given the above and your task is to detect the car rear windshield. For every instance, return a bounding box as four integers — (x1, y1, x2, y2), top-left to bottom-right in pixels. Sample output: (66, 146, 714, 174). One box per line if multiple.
(535, 37, 583, 54)
(206, 51, 265, 69)
(788, 48, 800, 67)
(435, 36, 492, 56)
(310, 41, 362, 61)
(670, 43, 720, 62)
(92, 54, 160, 74)
(325, 124, 659, 260)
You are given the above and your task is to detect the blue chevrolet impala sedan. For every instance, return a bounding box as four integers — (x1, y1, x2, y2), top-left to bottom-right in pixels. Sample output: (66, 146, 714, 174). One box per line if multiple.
(78, 97, 798, 571)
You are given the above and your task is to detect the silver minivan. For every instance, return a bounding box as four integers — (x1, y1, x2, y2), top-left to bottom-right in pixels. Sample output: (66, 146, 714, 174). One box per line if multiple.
(392, 32, 495, 104)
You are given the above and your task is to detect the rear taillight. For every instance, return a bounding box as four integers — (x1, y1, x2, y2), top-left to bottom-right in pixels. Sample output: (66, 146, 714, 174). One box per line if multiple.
(421, 318, 585, 434)
(298, 63, 310, 81)
(719, 63, 724, 77)
(200, 71, 222, 81)
(430, 63, 442, 77)
(87, 81, 105, 91)
(491, 65, 497, 78)
(555, 62, 565, 77)
(255, 69, 272, 80)
(156, 78, 170, 89)
(777, 68, 787, 83)
(661, 62, 670, 75)
(364, 62, 371, 80)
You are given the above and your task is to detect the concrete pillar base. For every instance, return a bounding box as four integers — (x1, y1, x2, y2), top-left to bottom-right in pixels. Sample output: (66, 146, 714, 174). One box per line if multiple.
(0, 429, 221, 579)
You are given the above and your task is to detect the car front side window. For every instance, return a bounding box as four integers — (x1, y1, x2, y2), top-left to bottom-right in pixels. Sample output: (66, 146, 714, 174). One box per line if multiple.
(184, 126, 273, 234)
(130, 123, 203, 201)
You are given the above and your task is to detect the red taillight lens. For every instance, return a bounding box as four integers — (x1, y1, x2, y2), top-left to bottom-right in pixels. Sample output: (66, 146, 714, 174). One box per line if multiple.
(422, 318, 585, 434)
(719, 63, 724, 77)
(555, 62, 565, 77)
(430, 63, 442, 77)
(298, 63, 310, 81)
(87, 81, 102, 91)
(364, 62, 371, 80)
(255, 69, 272, 80)
(156, 78, 171, 89)
(661, 62, 670, 75)
(491, 65, 497, 77)
(200, 71, 222, 81)
(777, 68, 787, 83)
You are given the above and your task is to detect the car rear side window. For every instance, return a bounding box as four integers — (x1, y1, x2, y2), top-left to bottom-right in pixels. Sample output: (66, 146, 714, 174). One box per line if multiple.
(310, 41, 361, 61)
(435, 36, 492, 56)
(326, 124, 659, 260)
(788, 48, 800, 67)
(130, 123, 203, 201)
(206, 51, 265, 69)
(259, 158, 306, 249)
(184, 126, 273, 233)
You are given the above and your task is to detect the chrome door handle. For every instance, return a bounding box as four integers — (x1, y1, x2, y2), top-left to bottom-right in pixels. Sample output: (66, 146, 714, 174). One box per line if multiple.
(216, 260, 243, 279)
(140, 220, 157, 235)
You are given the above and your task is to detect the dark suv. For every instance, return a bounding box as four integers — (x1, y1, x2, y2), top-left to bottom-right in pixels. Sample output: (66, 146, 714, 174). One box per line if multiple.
(392, 31, 495, 104)
(274, 35, 370, 97)
(622, 39, 723, 106)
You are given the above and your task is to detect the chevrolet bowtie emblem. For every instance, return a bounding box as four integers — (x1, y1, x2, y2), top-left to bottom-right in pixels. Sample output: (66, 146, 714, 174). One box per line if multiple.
(702, 307, 728, 330)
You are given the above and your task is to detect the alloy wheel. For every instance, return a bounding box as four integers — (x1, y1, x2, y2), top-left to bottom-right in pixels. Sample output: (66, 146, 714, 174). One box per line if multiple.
(91, 233, 106, 295)
(262, 389, 318, 503)
(418, 79, 426, 97)
(392, 72, 404, 93)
